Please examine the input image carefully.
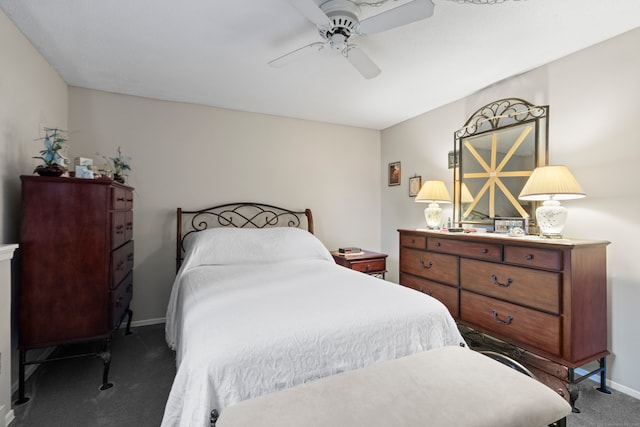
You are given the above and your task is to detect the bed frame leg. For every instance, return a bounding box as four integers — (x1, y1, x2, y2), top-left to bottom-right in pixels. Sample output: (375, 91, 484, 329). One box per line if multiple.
(210, 409, 220, 426)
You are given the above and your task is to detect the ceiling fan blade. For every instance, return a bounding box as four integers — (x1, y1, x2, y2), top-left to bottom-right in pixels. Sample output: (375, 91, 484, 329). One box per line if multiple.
(269, 42, 327, 68)
(358, 0, 435, 35)
(345, 45, 381, 79)
(287, 0, 331, 28)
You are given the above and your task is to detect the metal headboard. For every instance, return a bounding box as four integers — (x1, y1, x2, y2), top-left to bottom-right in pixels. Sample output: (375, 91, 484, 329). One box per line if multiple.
(176, 202, 314, 272)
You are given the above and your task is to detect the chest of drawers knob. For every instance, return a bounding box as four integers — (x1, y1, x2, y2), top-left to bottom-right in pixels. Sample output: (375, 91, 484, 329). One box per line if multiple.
(480, 248, 488, 254)
(525, 254, 533, 260)
(491, 274, 513, 288)
(492, 310, 514, 325)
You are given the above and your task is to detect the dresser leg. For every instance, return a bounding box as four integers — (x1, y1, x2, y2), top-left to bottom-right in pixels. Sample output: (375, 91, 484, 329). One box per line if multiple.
(124, 307, 133, 335)
(99, 338, 114, 391)
(14, 349, 30, 405)
(596, 357, 611, 395)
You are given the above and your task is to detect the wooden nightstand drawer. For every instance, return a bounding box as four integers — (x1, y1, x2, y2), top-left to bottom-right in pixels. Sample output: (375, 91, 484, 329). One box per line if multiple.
(400, 234, 427, 250)
(332, 250, 387, 278)
(428, 237, 502, 262)
(504, 245, 562, 271)
(400, 247, 458, 286)
(460, 258, 560, 314)
(400, 273, 459, 318)
(461, 291, 561, 356)
(350, 259, 386, 275)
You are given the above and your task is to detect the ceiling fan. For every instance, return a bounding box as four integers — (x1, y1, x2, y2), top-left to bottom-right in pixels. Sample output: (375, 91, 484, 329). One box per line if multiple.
(270, 0, 435, 79)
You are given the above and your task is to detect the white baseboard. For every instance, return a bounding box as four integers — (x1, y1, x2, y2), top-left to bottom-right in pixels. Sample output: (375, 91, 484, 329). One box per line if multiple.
(128, 317, 165, 328)
(4, 408, 14, 427)
(575, 368, 640, 400)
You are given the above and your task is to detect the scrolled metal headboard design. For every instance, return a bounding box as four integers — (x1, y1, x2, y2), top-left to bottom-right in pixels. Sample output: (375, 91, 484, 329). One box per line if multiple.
(176, 202, 314, 271)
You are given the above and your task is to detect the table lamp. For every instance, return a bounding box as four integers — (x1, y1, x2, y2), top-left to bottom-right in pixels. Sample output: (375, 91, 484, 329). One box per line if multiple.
(518, 165, 585, 238)
(415, 180, 451, 229)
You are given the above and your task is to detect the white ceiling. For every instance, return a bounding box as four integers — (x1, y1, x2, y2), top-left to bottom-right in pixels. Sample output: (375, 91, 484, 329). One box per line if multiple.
(2, 0, 640, 130)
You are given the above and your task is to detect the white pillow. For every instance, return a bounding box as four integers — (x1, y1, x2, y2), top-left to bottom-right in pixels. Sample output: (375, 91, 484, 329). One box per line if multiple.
(182, 227, 333, 267)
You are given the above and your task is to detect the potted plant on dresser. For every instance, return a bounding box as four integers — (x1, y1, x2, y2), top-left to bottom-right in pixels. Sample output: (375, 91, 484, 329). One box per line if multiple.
(33, 127, 68, 177)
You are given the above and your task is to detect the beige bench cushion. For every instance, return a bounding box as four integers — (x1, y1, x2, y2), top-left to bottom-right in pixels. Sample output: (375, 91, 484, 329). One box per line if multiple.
(217, 346, 571, 427)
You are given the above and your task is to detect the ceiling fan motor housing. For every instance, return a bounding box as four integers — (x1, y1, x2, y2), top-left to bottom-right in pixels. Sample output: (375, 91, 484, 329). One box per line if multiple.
(318, 0, 361, 40)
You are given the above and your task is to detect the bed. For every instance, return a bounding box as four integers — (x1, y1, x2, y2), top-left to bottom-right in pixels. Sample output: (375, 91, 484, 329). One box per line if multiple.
(161, 203, 466, 427)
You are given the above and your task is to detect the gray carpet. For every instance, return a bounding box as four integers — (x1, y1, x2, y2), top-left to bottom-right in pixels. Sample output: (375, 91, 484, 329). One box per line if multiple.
(9, 323, 640, 426)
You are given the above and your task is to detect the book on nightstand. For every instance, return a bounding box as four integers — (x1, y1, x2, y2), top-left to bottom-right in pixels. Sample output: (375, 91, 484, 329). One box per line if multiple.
(332, 249, 365, 258)
(338, 247, 361, 254)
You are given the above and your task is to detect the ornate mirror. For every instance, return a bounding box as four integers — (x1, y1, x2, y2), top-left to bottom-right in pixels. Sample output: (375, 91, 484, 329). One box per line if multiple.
(453, 98, 549, 229)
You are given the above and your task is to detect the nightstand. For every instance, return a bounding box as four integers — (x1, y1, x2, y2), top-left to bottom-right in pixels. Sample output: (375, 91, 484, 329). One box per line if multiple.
(331, 250, 388, 279)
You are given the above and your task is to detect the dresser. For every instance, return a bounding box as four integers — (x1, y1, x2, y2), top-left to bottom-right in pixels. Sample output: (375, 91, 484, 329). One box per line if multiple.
(18, 176, 134, 402)
(398, 229, 609, 406)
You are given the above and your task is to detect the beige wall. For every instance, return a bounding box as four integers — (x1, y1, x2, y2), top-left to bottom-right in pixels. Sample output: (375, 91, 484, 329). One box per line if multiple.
(381, 28, 640, 396)
(0, 9, 68, 426)
(68, 88, 382, 323)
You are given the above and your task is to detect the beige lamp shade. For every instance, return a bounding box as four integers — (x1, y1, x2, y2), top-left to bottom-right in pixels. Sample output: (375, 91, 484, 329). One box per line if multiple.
(518, 165, 585, 237)
(460, 182, 474, 204)
(519, 165, 585, 201)
(415, 180, 451, 203)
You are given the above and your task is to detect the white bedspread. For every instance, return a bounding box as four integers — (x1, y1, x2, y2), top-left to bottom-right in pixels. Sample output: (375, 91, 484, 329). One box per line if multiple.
(162, 229, 465, 427)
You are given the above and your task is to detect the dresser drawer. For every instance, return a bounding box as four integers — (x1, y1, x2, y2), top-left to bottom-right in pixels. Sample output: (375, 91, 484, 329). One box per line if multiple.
(460, 291, 561, 356)
(125, 190, 134, 209)
(125, 210, 134, 242)
(400, 234, 427, 250)
(111, 240, 134, 289)
(112, 187, 127, 210)
(400, 273, 459, 318)
(460, 258, 560, 314)
(111, 211, 126, 249)
(400, 248, 458, 286)
(428, 237, 502, 262)
(110, 271, 133, 329)
(504, 245, 562, 271)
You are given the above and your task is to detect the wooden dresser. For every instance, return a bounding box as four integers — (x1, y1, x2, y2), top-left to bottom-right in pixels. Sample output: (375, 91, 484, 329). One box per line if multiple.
(398, 229, 609, 405)
(18, 176, 134, 402)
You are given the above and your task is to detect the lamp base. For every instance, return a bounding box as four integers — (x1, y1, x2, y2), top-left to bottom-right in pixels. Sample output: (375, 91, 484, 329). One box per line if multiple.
(424, 203, 442, 229)
(536, 200, 567, 238)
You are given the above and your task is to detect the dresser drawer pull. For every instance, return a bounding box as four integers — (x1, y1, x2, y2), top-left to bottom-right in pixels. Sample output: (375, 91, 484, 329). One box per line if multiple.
(127, 253, 134, 262)
(116, 261, 124, 271)
(492, 310, 514, 325)
(115, 296, 123, 307)
(434, 242, 441, 247)
(491, 274, 513, 288)
(525, 254, 533, 260)
(117, 196, 125, 202)
(480, 248, 488, 254)
(418, 287, 433, 297)
(365, 264, 370, 272)
(419, 259, 433, 269)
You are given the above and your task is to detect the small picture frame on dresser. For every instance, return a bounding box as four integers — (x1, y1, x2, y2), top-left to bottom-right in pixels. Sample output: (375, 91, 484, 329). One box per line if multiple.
(493, 217, 527, 234)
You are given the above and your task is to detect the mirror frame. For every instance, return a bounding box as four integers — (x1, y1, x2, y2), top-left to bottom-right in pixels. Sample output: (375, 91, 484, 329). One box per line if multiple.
(453, 98, 549, 229)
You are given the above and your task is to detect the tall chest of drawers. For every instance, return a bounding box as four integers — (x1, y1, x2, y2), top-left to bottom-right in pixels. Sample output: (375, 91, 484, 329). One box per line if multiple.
(18, 176, 134, 401)
(398, 229, 609, 392)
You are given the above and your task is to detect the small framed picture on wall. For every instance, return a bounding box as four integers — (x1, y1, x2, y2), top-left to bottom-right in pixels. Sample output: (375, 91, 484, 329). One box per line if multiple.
(388, 161, 401, 186)
(409, 175, 422, 197)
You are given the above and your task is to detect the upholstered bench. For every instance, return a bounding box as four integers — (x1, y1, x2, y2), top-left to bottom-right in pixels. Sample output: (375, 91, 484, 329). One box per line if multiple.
(212, 346, 571, 427)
